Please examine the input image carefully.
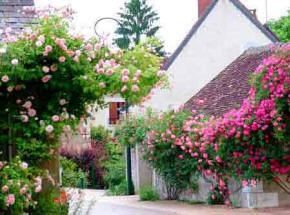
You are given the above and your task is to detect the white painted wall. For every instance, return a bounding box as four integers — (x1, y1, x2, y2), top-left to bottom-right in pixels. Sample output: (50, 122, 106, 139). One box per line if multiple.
(90, 95, 124, 129)
(141, 0, 273, 112)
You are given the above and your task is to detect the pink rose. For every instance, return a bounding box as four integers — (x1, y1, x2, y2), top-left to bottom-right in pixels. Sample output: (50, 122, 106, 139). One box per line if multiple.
(85, 43, 93, 51)
(23, 101, 32, 109)
(121, 85, 127, 92)
(20, 187, 27, 194)
(242, 180, 248, 187)
(42, 75, 51, 83)
(52, 115, 60, 122)
(7, 86, 13, 92)
(45, 125, 54, 133)
(122, 76, 129, 83)
(45, 45, 52, 52)
(197, 99, 205, 106)
(35, 185, 42, 193)
(21, 115, 29, 123)
(97, 69, 105, 75)
(28, 108, 37, 117)
(58, 56, 66, 63)
(131, 85, 139, 92)
(122, 69, 130, 75)
(2, 185, 8, 193)
(50, 65, 58, 72)
(5, 194, 15, 206)
(42, 66, 50, 73)
(59, 99, 66, 106)
(135, 70, 142, 77)
(106, 69, 114, 76)
(0, 161, 3, 170)
(157, 70, 164, 77)
(1, 75, 9, 83)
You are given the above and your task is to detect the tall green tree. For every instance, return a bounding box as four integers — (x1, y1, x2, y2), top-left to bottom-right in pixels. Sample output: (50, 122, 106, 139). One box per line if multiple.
(268, 10, 290, 42)
(114, 0, 160, 50)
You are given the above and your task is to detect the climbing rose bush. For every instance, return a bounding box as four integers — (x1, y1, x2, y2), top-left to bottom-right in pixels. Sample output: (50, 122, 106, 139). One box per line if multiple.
(139, 45, 289, 203)
(0, 157, 41, 214)
(0, 6, 166, 164)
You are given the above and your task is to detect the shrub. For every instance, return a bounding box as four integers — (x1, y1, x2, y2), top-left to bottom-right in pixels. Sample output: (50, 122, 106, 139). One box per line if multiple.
(139, 186, 159, 201)
(31, 186, 68, 215)
(91, 126, 112, 142)
(103, 139, 127, 195)
(0, 157, 42, 214)
(60, 156, 88, 188)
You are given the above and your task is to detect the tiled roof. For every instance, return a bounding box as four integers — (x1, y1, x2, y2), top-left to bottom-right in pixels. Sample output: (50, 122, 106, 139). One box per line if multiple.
(0, 0, 34, 35)
(164, 0, 278, 70)
(184, 45, 274, 116)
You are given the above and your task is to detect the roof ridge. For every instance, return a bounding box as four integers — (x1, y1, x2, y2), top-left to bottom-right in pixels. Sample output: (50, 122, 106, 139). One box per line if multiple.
(164, 0, 278, 70)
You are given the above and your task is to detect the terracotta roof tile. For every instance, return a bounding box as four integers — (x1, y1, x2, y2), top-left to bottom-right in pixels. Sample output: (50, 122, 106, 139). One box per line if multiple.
(184, 45, 274, 116)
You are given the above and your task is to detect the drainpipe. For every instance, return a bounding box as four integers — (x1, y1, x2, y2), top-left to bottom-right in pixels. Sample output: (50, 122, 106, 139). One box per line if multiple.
(125, 101, 134, 195)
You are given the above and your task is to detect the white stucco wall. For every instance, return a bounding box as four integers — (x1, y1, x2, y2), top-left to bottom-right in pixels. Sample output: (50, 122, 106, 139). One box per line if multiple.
(141, 0, 273, 112)
(91, 95, 124, 129)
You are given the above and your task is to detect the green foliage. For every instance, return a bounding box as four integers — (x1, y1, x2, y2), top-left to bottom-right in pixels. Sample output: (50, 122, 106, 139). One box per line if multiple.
(103, 140, 127, 195)
(139, 186, 159, 201)
(90, 126, 112, 142)
(115, 0, 161, 51)
(268, 10, 290, 42)
(60, 156, 88, 188)
(31, 186, 68, 215)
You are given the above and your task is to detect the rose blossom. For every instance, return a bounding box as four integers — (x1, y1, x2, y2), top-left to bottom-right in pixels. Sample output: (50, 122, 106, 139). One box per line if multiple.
(20, 187, 27, 194)
(1, 75, 9, 83)
(5, 194, 15, 206)
(0, 161, 3, 170)
(23, 101, 32, 109)
(42, 75, 51, 83)
(197, 99, 205, 106)
(7, 86, 13, 92)
(59, 99, 66, 106)
(45, 125, 54, 133)
(35, 40, 43, 47)
(42, 66, 50, 73)
(45, 45, 52, 52)
(106, 69, 114, 76)
(131, 85, 139, 92)
(20, 162, 28, 169)
(121, 85, 127, 92)
(11, 59, 18, 65)
(58, 56, 66, 63)
(35, 185, 42, 193)
(157, 70, 164, 77)
(50, 65, 58, 72)
(28, 108, 37, 117)
(122, 69, 130, 75)
(52, 115, 60, 122)
(122, 76, 129, 83)
(2, 185, 8, 193)
(21, 115, 29, 123)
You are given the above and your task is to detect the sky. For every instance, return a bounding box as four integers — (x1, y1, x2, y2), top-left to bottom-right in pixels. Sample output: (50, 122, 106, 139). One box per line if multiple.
(35, 0, 290, 52)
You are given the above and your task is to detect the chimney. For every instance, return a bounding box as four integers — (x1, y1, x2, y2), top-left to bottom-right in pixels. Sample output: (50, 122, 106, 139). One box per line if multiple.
(198, 0, 212, 18)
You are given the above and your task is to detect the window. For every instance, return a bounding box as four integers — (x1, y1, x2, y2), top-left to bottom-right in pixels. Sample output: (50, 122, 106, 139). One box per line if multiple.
(109, 102, 125, 125)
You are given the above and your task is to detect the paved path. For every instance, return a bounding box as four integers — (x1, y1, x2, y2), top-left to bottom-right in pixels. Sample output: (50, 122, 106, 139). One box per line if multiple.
(75, 190, 290, 215)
